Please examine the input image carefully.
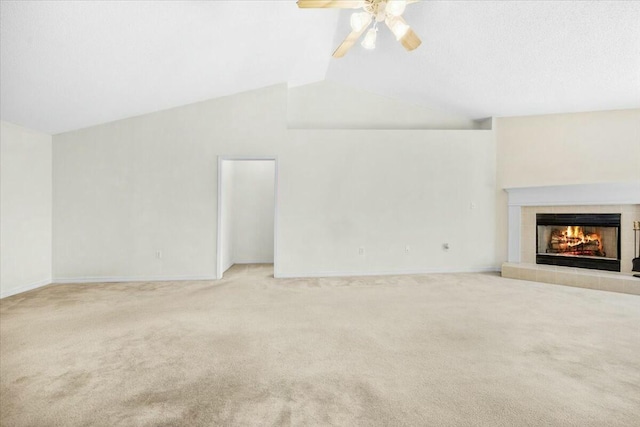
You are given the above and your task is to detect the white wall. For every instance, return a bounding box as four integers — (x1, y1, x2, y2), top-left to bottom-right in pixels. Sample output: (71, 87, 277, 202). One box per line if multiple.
(53, 83, 497, 281)
(496, 109, 640, 188)
(53, 85, 287, 282)
(494, 108, 640, 263)
(288, 80, 481, 130)
(279, 130, 496, 276)
(1, 121, 52, 297)
(232, 160, 275, 264)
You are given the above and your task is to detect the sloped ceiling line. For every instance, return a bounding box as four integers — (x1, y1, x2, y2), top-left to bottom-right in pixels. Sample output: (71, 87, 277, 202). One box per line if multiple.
(1, 0, 639, 134)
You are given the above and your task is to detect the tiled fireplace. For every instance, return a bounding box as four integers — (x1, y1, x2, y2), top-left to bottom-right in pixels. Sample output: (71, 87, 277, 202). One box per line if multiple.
(501, 183, 640, 295)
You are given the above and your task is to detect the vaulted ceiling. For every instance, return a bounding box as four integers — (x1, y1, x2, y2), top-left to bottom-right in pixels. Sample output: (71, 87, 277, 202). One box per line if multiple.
(1, 0, 639, 134)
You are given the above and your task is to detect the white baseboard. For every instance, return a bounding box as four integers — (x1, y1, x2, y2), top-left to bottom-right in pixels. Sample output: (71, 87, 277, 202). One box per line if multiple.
(1, 278, 52, 299)
(275, 266, 501, 279)
(53, 275, 217, 284)
(233, 260, 274, 265)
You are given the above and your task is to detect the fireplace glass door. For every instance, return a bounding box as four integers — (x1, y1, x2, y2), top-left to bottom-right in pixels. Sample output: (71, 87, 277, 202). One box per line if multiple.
(536, 214, 621, 272)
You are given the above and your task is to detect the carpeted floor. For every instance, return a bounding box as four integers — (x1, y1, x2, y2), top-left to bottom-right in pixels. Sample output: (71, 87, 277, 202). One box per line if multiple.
(1, 264, 639, 426)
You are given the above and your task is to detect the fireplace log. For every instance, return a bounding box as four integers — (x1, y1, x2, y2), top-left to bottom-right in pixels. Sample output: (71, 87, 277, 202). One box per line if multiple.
(550, 236, 596, 244)
(549, 241, 601, 249)
(547, 242, 604, 257)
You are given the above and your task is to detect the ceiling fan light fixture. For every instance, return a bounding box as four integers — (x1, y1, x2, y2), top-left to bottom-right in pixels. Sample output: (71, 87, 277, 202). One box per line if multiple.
(386, 17, 409, 40)
(361, 27, 378, 50)
(350, 11, 372, 32)
(296, 0, 421, 58)
(386, 0, 407, 17)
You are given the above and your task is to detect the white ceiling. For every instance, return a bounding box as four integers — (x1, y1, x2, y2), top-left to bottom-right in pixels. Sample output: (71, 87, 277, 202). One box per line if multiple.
(327, 0, 640, 119)
(1, 0, 639, 134)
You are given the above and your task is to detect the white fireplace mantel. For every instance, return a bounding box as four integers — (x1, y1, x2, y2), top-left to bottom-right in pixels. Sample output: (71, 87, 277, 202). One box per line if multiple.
(504, 182, 640, 262)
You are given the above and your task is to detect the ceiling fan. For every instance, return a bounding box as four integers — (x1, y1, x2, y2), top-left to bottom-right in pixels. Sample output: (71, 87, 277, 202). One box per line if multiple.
(297, 0, 422, 58)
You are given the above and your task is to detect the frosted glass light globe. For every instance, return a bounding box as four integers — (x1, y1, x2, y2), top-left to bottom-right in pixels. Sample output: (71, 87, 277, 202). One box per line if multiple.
(361, 27, 378, 50)
(350, 12, 372, 32)
(386, 0, 407, 17)
(386, 17, 409, 40)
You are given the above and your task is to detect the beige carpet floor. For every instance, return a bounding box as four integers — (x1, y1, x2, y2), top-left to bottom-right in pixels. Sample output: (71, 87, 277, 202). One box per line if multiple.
(1, 264, 639, 426)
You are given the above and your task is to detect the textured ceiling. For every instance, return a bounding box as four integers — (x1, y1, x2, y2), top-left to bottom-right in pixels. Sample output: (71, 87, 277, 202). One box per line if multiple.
(1, 0, 639, 134)
(0, 1, 339, 134)
(327, 0, 640, 119)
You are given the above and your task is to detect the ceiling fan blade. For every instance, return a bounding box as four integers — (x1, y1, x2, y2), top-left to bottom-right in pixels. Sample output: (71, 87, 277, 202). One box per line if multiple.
(297, 0, 364, 8)
(388, 16, 422, 52)
(400, 27, 421, 51)
(332, 26, 368, 58)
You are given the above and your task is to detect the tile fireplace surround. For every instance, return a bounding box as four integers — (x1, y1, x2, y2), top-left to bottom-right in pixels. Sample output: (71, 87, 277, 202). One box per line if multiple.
(501, 182, 640, 295)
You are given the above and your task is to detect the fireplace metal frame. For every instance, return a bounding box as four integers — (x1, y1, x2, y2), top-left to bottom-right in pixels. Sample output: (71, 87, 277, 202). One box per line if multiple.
(536, 213, 621, 272)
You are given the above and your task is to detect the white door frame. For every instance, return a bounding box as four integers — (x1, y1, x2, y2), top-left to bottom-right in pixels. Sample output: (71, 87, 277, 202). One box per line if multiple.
(216, 156, 279, 279)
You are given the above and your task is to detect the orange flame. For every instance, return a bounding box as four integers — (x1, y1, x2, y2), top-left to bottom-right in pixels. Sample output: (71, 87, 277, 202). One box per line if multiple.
(561, 226, 602, 250)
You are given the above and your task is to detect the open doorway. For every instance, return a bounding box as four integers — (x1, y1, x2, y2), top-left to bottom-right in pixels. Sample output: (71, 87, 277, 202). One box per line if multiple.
(216, 157, 277, 279)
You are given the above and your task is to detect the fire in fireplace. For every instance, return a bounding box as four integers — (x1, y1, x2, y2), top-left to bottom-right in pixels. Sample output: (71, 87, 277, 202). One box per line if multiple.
(536, 214, 621, 272)
(547, 226, 605, 257)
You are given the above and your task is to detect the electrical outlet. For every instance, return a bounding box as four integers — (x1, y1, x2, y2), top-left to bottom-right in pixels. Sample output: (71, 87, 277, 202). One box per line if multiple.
(358, 247, 365, 256)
